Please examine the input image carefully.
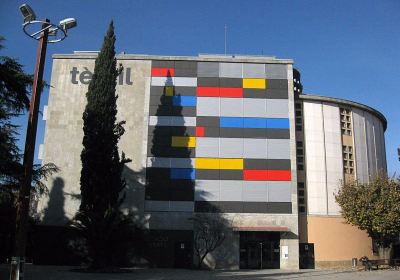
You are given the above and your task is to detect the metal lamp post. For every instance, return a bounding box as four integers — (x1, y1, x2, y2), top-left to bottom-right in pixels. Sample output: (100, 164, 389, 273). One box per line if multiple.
(10, 4, 76, 280)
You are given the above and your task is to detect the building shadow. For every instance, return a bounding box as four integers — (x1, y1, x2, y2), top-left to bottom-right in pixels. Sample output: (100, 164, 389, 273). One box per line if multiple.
(42, 177, 67, 225)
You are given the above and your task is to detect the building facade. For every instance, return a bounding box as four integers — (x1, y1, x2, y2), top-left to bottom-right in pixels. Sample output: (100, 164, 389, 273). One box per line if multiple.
(37, 53, 387, 269)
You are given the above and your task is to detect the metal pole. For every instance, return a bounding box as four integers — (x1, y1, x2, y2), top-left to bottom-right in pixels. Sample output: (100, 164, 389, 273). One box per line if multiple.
(260, 242, 263, 269)
(10, 19, 49, 280)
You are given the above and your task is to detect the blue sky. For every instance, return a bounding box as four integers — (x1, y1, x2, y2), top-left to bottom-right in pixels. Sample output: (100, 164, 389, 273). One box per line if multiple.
(1, 0, 399, 174)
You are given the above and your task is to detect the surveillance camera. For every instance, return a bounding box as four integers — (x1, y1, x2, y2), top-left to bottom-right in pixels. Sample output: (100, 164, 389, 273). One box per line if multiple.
(59, 18, 77, 31)
(19, 4, 36, 22)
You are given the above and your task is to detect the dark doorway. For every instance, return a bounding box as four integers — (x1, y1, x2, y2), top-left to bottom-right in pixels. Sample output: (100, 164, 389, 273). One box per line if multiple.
(299, 243, 315, 269)
(174, 241, 192, 268)
(240, 232, 280, 269)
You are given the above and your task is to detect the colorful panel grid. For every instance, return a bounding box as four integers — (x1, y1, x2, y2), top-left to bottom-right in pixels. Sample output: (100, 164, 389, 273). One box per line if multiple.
(145, 60, 292, 214)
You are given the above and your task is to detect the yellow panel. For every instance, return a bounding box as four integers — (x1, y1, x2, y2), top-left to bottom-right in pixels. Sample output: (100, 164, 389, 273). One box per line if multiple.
(195, 158, 220, 169)
(243, 78, 266, 89)
(219, 158, 243, 170)
(165, 86, 174, 96)
(171, 136, 196, 147)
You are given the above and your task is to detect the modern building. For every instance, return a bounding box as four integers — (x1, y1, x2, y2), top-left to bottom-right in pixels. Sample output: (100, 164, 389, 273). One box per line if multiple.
(37, 53, 387, 269)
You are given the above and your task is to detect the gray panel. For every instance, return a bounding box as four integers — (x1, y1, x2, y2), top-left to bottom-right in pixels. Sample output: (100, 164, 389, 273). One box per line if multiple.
(196, 169, 220, 180)
(266, 89, 288, 99)
(243, 88, 267, 99)
(148, 126, 171, 136)
(203, 127, 220, 137)
(243, 128, 267, 138)
(219, 78, 242, 88)
(150, 95, 172, 106)
(267, 139, 290, 159)
(265, 64, 287, 79)
(244, 159, 267, 169)
(220, 98, 243, 117)
(219, 138, 244, 158)
(173, 107, 197, 117)
(219, 63, 243, 78)
(169, 201, 194, 212)
(145, 200, 170, 212)
(149, 105, 171, 116)
(365, 113, 377, 177)
(171, 126, 196, 136)
(266, 129, 290, 139)
(243, 181, 268, 202)
(268, 182, 291, 202)
(244, 98, 266, 117)
(196, 116, 220, 127)
(266, 99, 289, 118)
(196, 137, 219, 157)
(266, 159, 291, 170)
(220, 128, 244, 138)
(150, 86, 166, 97)
(194, 201, 291, 213)
(219, 170, 243, 180)
(220, 180, 243, 201)
(197, 62, 219, 77)
(244, 139, 267, 158)
(243, 63, 265, 78)
(197, 77, 219, 87)
(197, 97, 220, 116)
(152, 60, 175, 68)
(174, 61, 197, 77)
(174, 86, 196, 96)
(218, 202, 243, 213)
(267, 79, 288, 89)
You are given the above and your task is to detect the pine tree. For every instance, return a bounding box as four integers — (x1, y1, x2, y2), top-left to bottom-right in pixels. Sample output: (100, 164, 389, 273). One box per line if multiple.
(74, 22, 131, 269)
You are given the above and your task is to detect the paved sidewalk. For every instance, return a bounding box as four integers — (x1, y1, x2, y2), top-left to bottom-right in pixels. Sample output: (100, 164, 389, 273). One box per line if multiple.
(0, 265, 399, 280)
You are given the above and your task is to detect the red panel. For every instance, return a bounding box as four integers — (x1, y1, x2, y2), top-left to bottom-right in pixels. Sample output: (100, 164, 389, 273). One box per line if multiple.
(151, 68, 175, 77)
(220, 87, 243, 98)
(196, 127, 205, 137)
(197, 87, 220, 97)
(243, 170, 291, 181)
(267, 170, 291, 181)
(243, 170, 268, 180)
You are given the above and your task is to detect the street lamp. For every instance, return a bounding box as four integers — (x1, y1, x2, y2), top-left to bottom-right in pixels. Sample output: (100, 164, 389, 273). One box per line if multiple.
(10, 4, 76, 280)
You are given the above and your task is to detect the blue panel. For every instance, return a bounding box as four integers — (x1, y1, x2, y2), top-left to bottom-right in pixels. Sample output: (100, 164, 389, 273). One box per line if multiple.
(220, 117, 244, 128)
(243, 118, 267, 129)
(267, 118, 289, 129)
(171, 168, 196, 180)
(172, 96, 197, 107)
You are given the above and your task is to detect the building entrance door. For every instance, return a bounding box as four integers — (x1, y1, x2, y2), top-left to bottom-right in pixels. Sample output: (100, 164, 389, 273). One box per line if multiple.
(240, 232, 280, 269)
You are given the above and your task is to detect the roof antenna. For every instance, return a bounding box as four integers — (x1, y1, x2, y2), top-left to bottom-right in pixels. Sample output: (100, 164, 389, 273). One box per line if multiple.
(224, 24, 227, 55)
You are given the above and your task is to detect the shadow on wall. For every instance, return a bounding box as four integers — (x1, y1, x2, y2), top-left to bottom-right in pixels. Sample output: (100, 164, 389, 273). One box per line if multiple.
(143, 67, 233, 269)
(42, 177, 67, 225)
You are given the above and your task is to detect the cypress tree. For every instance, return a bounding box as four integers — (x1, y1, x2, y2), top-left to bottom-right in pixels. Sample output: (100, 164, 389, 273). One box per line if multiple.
(75, 21, 130, 269)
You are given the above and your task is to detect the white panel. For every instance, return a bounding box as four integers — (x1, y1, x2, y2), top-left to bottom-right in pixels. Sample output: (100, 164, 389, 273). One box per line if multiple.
(322, 103, 342, 215)
(169, 201, 194, 212)
(242, 181, 267, 202)
(43, 105, 48, 121)
(196, 137, 219, 157)
(220, 180, 243, 201)
(365, 112, 377, 178)
(145, 200, 169, 211)
(220, 98, 243, 117)
(303, 101, 327, 215)
(151, 77, 174, 86)
(267, 182, 291, 202)
(149, 116, 196, 126)
(170, 158, 196, 168)
(352, 109, 368, 183)
(266, 99, 289, 118)
(38, 144, 44, 160)
(219, 138, 243, 158)
(267, 139, 290, 159)
(197, 97, 220, 116)
(174, 77, 197, 87)
(243, 98, 266, 117)
(195, 180, 220, 201)
(243, 138, 267, 159)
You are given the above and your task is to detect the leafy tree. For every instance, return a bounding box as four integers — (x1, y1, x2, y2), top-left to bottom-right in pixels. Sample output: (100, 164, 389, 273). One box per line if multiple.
(192, 214, 230, 268)
(335, 174, 400, 258)
(0, 36, 59, 261)
(72, 22, 132, 269)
